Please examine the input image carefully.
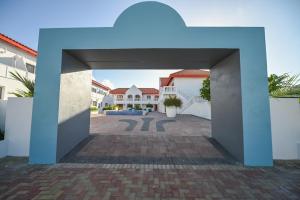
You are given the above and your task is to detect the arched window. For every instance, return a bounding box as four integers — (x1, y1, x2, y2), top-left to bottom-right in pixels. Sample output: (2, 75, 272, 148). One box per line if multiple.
(135, 95, 140, 101)
(127, 95, 133, 100)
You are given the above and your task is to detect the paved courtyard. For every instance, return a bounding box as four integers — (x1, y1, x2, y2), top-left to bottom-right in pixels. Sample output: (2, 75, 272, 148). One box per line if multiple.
(0, 157, 300, 199)
(61, 112, 235, 165)
(1, 112, 299, 199)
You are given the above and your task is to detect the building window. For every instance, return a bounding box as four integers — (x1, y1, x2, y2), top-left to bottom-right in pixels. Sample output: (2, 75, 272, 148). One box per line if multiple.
(92, 101, 97, 106)
(147, 95, 151, 100)
(135, 95, 140, 101)
(26, 63, 35, 74)
(154, 96, 159, 101)
(91, 87, 97, 93)
(127, 95, 133, 100)
(0, 87, 3, 99)
(117, 95, 123, 100)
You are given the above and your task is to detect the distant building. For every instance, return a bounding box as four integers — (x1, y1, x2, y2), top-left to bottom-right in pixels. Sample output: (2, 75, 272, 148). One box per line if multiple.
(0, 33, 37, 100)
(106, 85, 159, 110)
(91, 80, 111, 107)
(158, 69, 210, 117)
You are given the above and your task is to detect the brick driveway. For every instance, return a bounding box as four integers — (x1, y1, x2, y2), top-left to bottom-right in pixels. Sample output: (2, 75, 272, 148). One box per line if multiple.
(1, 113, 299, 199)
(62, 113, 234, 165)
(0, 157, 299, 199)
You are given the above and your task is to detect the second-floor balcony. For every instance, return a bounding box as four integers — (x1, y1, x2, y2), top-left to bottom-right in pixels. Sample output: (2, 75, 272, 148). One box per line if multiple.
(160, 86, 177, 94)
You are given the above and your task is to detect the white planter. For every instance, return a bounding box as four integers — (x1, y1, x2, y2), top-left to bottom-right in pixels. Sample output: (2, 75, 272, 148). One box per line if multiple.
(166, 106, 177, 118)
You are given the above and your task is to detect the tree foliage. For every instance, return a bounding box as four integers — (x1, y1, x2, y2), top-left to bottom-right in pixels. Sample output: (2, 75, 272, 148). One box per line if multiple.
(268, 73, 300, 97)
(9, 71, 35, 97)
(200, 77, 210, 101)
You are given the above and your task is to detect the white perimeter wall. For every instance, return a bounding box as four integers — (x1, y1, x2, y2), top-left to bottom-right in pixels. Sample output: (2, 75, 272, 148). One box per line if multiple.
(182, 101, 211, 120)
(270, 98, 300, 159)
(5, 97, 32, 156)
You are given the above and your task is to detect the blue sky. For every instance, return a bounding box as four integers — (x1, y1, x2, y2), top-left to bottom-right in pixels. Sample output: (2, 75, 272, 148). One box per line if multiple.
(1, 0, 299, 88)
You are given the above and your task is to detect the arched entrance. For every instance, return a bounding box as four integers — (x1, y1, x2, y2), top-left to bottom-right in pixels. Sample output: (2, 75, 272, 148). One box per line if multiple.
(29, 2, 272, 166)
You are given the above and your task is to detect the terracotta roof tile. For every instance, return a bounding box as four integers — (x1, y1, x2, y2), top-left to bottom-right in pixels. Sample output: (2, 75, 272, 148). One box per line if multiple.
(0, 33, 37, 57)
(92, 80, 111, 91)
(109, 87, 159, 95)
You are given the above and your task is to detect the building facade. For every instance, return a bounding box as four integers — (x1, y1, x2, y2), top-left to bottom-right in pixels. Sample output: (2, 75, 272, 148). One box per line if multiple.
(91, 80, 110, 108)
(107, 85, 159, 110)
(0, 34, 37, 100)
(158, 69, 211, 118)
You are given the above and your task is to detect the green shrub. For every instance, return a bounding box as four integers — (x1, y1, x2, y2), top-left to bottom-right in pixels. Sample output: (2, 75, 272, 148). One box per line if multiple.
(127, 104, 133, 108)
(134, 104, 142, 110)
(146, 103, 153, 108)
(0, 129, 4, 140)
(103, 105, 118, 110)
(200, 77, 210, 101)
(90, 106, 98, 111)
(163, 96, 182, 107)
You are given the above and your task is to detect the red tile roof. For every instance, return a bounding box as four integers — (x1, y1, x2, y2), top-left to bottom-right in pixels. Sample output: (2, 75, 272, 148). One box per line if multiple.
(109, 88, 128, 94)
(159, 77, 169, 87)
(92, 80, 111, 91)
(0, 33, 37, 57)
(160, 70, 210, 87)
(110, 88, 159, 95)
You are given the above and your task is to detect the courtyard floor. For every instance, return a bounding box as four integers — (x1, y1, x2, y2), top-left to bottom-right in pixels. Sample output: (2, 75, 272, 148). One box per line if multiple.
(61, 112, 234, 165)
(0, 112, 299, 199)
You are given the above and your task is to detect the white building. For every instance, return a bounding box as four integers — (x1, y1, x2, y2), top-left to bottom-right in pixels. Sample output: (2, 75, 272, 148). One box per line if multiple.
(106, 85, 159, 110)
(0, 33, 37, 100)
(91, 80, 111, 108)
(158, 69, 211, 119)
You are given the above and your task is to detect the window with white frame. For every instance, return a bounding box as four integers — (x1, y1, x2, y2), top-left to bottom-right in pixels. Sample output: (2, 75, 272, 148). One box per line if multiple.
(147, 95, 151, 100)
(0, 87, 3, 99)
(26, 63, 35, 74)
(92, 101, 97, 106)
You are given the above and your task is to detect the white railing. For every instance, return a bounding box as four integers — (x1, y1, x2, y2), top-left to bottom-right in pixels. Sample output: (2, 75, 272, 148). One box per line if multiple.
(161, 86, 177, 94)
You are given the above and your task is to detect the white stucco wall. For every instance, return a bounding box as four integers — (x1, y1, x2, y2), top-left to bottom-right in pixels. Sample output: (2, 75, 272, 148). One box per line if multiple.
(5, 97, 32, 156)
(270, 98, 300, 160)
(0, 40, 36, 100)
(182, 101, 211, 120)
(173, 78, 205, 97)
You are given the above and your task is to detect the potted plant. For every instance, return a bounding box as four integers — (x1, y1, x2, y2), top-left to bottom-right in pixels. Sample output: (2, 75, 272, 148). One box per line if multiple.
(163, 96, 182, 117)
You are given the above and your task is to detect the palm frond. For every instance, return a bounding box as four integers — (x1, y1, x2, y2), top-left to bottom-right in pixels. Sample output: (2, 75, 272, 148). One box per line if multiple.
(9, 71, 35, 97)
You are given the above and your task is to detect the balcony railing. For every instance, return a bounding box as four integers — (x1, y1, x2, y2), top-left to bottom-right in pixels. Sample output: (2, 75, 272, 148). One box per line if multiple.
(134, 98, 141, 101)
(161, 86, 176, 94)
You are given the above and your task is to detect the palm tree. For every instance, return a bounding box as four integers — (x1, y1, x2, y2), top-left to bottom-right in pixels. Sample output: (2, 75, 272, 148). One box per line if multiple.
(9, 71, 35, 97)
(268, 73, 300, 97)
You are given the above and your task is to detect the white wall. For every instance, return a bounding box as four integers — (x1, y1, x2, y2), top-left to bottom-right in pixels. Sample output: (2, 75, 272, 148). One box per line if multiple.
(173, 78, 204, 97)
(270, 98, 300, 160)
(0, 100, 7, 131)
(5, 97, 33, 156)
(182, 101, 211, 120)
(0, 40, 36, 100)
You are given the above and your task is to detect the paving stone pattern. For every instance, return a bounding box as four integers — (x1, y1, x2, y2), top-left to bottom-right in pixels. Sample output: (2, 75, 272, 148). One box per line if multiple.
(0, 157, 299, 200)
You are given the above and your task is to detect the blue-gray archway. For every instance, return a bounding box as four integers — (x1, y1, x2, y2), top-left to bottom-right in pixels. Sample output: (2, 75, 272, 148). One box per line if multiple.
(29, 1, 273, 166)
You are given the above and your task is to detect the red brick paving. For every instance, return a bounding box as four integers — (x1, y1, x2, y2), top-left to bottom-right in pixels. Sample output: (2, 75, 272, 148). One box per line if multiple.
(0, 158, 299, 200)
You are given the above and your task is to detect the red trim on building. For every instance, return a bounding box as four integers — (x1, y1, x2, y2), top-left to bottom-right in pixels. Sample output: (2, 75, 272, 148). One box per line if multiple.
(161, 70, 210, 86)
(110, 88, 159, 95)
(92, 80, 111, 91)
(0, 33, 37, 57)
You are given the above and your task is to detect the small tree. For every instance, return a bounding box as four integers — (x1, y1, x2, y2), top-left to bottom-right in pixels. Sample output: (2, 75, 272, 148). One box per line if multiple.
(9, 71, 35, 97)
(200, 77, 210, 101)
